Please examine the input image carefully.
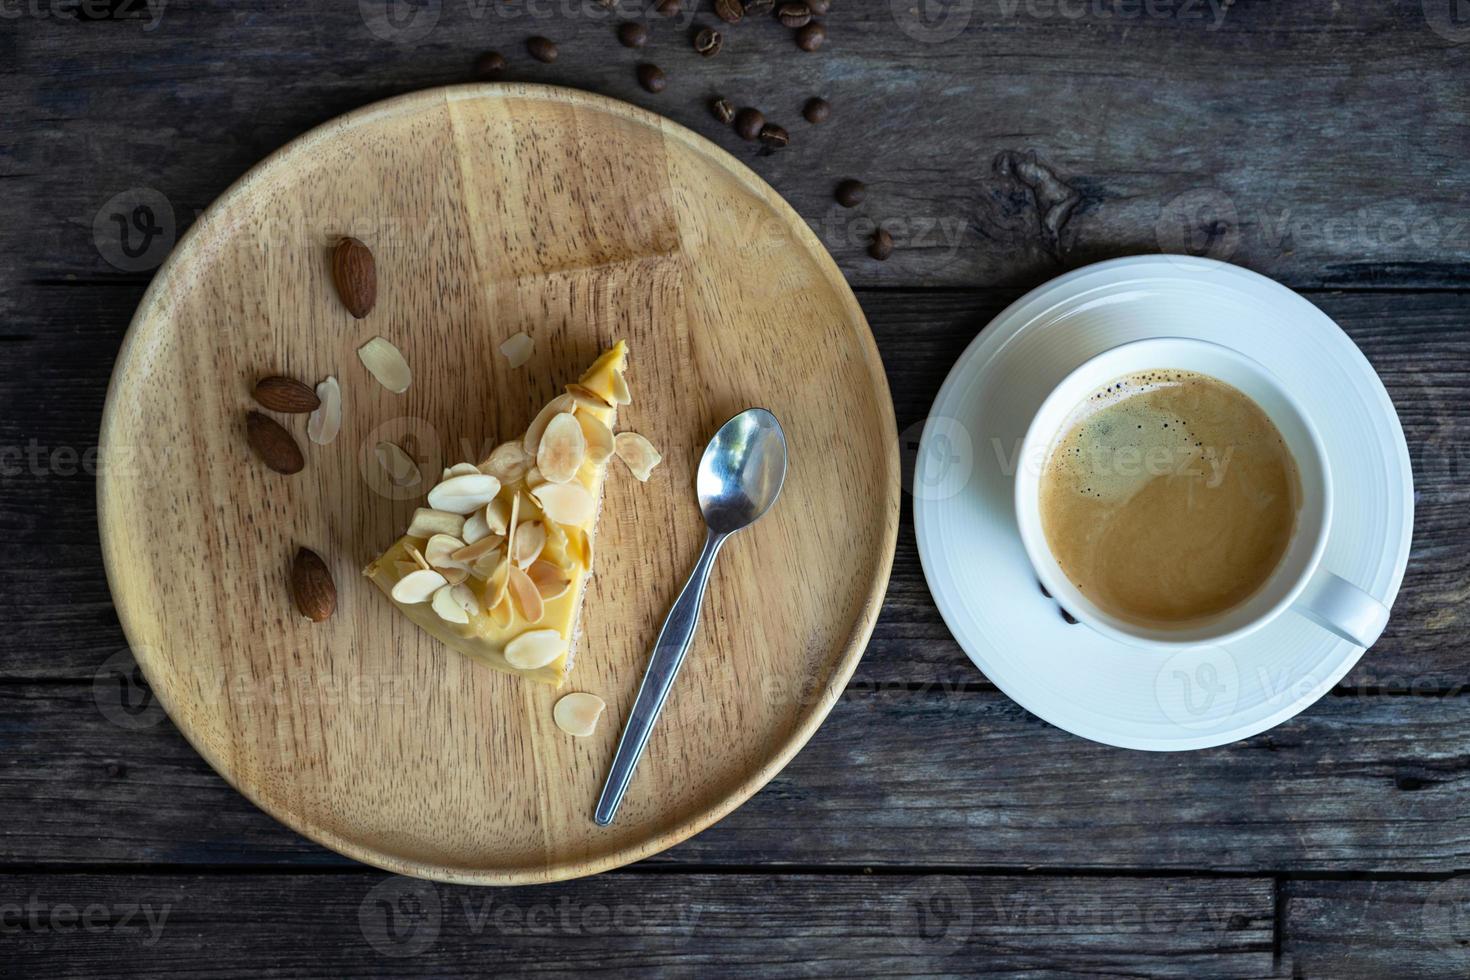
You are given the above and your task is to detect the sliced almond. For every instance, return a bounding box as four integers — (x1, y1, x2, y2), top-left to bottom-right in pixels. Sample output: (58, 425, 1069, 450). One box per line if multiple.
(481, 441, 533, 484)
(522, 393, 578, 456)
(376, 441, 421, 487)
(488, 595, 513, 628)
(485, 555, 511, 609)
(451, 534, 503, 565)
(426, 473, 501, 515)
(424, 533, 467, 570)
(505, 492, 522, 552)
(536, 413, 586, 484)
(405, 544, 432, 571)
(405, 508, 465, 539)
(430, 584, 470, 624)
(513, 520, 547, 568)
(391, 568, 447, 604)
(524, 465, 545, 489)
(439, 565, 470, 586)
(527, 559, 572, 600)
(566, 383, 613, 411)
(507, 563, 544, 623)
(574, 527, 593, 571)
(468, 546, 503, 581)
(614, 432, 662, 482)
(610, 370, 631, 405)
(553, 692, 606, 737)
(530, 482, 594, 525)
(358, 337, 411, 393)
(442, 462, 480, 480)
(450, 582, 480, 617)
(306, 376, 341, 445)
(575, 411, 615, 464)
(485, 496, 511, 535)
(500, 331, 534, 369)
(461, 507, 489, 544)
(504, 629, 566, 670)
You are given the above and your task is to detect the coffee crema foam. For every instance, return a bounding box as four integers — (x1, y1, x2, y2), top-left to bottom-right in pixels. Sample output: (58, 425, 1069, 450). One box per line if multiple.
(1038, 370, 1300, 628)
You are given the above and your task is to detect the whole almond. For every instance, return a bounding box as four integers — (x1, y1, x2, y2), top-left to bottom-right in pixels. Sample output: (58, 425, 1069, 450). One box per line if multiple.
(253, 376, 320, 413)
(246, 411, 304, 474)
(291, 547, 337, 622)
(331, 237, 377, 318)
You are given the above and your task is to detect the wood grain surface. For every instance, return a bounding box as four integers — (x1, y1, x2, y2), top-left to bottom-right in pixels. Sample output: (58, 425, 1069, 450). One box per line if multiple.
(95, 85, 899, 884)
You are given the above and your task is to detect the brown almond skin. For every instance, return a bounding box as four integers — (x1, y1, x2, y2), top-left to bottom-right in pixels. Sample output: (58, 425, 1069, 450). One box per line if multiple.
(291, 548, 337, 622)
(246, 411, 304, 474)
(253, 376, 320, 413)
(331, 237, 377, 318)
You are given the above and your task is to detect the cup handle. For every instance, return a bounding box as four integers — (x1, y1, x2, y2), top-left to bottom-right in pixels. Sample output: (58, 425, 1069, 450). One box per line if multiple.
(1291, 567, 1389, 648)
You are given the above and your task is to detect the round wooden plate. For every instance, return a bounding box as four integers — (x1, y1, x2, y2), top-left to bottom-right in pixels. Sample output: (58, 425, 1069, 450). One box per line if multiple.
(98, 85, 899, 884)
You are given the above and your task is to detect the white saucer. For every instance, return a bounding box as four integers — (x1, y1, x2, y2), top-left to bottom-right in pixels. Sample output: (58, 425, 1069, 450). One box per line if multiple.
(913, 256, 1414, 750)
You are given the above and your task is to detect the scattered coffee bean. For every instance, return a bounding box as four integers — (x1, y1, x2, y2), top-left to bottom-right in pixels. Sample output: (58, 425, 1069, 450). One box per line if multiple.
(803, 97, 830, 124)
(657, 0, 681, 14)
(715, 0, 744, 23)
(796, 21, 826, 50)
(869, 227, 894, 261)
(711, 97, 736, 124)
(759, 123, 790, 148)
(527, 36, 558, 63)
(734, 107, 765, 141)
(808, 0, 830, 12)
(777, 1, 811, 27)
(835, 179, 866, 208)
(617, 21, 648, 48)
(474, 51, 506, 79)
(745, 0, 775, 12)
(694, 27, 723, 56)
(637, 62, 667, 93)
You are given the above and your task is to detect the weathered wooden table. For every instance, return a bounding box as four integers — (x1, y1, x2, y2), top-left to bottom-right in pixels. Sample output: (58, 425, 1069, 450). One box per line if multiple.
(3, 2, 1467, 975)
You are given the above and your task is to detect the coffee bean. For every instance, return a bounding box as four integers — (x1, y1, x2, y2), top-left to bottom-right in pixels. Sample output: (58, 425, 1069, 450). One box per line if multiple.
(808, 0, 830, 12)
(715, 0, 744, 23)
(657, 0, 681, 14)
(637, 63, 667, 93)
(835, 179, 866, 208)
(796, 21, 825, 50)
(759, 123, 790, 148)
(803, 97, 830, 124)
(776, 2, 811, 27)
(694, 27, 722, 56)
(745, 0, 774, 12)
(474, 51, 506, 79)
(527, 36, 558, 63)
(868, 227, 894, 261)
(617, 21, 648, 48)
(734, 107, 765, 141)
(711, 97, 736, 124)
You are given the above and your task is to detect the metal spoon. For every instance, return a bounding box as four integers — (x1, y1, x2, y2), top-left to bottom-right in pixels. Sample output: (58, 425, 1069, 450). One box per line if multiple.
(593, 408, 788, 826)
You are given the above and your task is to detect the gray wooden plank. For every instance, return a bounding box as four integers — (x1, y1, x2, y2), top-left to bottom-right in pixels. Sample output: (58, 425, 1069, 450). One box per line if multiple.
(3, 683, 1468, 872)
(1282, 878, 1470, 979)
(2, 285, 1465, 690)
(0, 871, 1278, 977)
(4, 1, 1468, 289)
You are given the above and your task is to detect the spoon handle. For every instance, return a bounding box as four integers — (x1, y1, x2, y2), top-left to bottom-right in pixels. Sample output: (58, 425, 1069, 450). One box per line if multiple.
(594, 529, 726, 826)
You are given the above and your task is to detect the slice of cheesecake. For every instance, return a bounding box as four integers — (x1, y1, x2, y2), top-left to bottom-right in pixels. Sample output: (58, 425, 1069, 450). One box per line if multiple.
(364, 341, 630, 685)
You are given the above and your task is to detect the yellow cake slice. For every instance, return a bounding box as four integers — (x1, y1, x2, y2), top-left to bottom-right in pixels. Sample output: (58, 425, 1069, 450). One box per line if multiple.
(364, 341, 630, 685)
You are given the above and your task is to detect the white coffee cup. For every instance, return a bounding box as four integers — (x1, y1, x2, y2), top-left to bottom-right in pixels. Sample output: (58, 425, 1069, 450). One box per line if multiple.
(1014, 337, 1389, 649)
